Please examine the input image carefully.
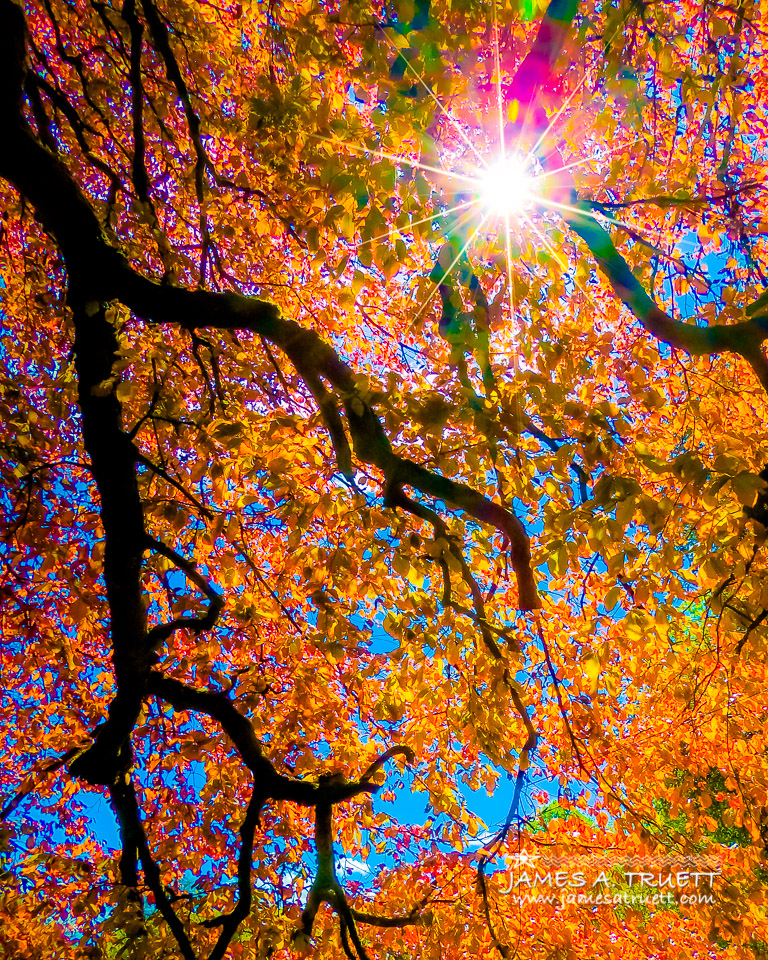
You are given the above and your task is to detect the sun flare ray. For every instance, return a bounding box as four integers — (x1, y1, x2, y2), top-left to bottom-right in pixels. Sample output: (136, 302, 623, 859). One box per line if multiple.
(536, 195, 668, 247)
(503, 208, 520, 380)
(493, 0, 506, 166)
(527, 5, 635, 161)
(410, 212, 490, 329)
(380, 28, 488, 168)
(357, 200, 479, 247)
(527, 69, 595, 161)
(535, 137, 643, 185)
(518, 212, 567, 272)
(518, 210, 608, 318)
(308, 133, 482, 190)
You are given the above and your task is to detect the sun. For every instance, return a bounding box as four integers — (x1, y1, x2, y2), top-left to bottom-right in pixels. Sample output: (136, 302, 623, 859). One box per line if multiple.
(478, 154, 535, 216)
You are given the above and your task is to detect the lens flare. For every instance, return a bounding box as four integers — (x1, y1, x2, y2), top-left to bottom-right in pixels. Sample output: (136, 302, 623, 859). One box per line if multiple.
(479, 155, 534, 216)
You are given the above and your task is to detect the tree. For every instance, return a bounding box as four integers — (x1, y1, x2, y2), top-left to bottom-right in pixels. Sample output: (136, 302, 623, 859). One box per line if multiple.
(2, 0, 768, 954)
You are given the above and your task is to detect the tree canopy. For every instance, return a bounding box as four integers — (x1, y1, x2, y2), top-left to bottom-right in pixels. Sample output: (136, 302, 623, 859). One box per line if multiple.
(2, 0, 768, 955)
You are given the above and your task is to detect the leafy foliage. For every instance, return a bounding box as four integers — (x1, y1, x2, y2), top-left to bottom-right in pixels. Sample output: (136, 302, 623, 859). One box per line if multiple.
(2, 0, 768, 956)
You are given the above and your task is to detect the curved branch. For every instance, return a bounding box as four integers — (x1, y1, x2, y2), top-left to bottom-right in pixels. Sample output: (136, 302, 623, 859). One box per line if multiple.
(147, 672, 388, 806)
(109, 773, 197, 960)
(500, 0, 768, 393)
(294, 754, 416, 957)
(147, 673, 415, 954)
(560, 191, 768, 390)
(387, 486, 512, 656)
(349, 906, 426, 928)
(521, 417, 590, 504)
(134, 447, 213, 519)
(0, 0, 539, 609)
(0, 746, 80, 821)
(144, 535, 224, 645)
(202, 788, 262, 960)
(359, 744, 416, 783)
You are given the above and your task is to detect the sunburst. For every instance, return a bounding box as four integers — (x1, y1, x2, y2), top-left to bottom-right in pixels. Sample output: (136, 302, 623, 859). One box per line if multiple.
(478, 154, 537, 217)
(311, 8, 646, 357)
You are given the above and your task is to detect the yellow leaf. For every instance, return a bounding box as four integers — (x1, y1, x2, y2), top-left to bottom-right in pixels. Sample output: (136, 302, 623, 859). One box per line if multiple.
(115, 380, 137, 402)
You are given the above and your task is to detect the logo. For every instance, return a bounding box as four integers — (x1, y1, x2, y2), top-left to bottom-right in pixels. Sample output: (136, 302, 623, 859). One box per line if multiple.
(497, 854, 723, 908)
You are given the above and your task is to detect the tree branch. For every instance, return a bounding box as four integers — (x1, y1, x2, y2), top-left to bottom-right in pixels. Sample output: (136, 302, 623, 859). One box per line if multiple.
(65, 300, 149, 786)
(109, 773, 197, 960)
(294, 749, 416, 958)
(0, 0, 539, 609)
(0, 747, 80, 821)
(144, 534, 224, 645)
(134, 447, 213, 519)
(147, 672, 392, 807)
(560, 190, 768, 390)
(502, 0, 768, 393)
(587, 181, 761, 212)
(121, 0, 150, 205)
(349, 905, 426, 928)
(203, 787, 262, 960)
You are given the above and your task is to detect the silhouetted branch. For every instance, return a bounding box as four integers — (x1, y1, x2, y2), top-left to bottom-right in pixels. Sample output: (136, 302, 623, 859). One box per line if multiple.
(134, 448, 213, 519)
(0, 747, 80, 821)
(349, 905, 425, 928)
(359, 745, 416, 783)
(147, 672, 394, 806)
(561, 191, 768, 391)
(204, 787, 262, 960)
(294, 754, 416, 958)
(0, 0, 540, 610)
(109, 773, 197, 960)
(144, 535, 223, 645)
(587, 181, 761, 211)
